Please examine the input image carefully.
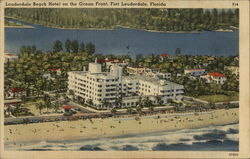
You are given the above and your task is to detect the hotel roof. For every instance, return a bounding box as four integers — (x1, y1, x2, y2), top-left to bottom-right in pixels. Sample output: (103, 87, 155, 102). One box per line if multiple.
(124, 75, 182, 87)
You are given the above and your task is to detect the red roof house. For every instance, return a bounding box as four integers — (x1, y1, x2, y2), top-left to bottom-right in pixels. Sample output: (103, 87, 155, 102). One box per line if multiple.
(49, 68, 64, 72)
(9, 88, 25, 93)
(207, 72, 226, 77)
(160, 53, 170, 57)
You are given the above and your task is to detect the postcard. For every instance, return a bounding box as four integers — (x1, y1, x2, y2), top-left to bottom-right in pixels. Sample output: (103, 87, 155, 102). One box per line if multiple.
(0, 0, 249, 158)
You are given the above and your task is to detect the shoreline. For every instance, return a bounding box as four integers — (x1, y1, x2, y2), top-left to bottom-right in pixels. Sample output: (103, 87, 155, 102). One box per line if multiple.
(4, 25, 35, 29)
(5, 16, 238, 33)
(4, 108, 239, 144)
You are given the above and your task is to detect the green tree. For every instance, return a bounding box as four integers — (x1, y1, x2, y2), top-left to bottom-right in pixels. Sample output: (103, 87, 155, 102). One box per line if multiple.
(53, 40, 63, 53)
(126, 107, 133, 114)
(53, 103, 60, 113)
(65, 39, 71, 52)
(36, 100, 45, 115)
(71, 40, 79, 53)
(79, 42, 85, 52)
(111, 107, 117, 115)
(86, 42, 95, 55)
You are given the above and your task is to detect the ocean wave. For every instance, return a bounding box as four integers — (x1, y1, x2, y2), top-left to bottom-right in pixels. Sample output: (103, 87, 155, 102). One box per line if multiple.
(5, 123, 239, 151)
(152, 139, 239, 151)
(79, 145, 105, 151)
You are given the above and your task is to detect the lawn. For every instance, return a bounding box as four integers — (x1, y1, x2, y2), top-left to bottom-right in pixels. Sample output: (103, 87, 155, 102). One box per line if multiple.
(23, 100, 58, 116)
(197, 93, 239, 103)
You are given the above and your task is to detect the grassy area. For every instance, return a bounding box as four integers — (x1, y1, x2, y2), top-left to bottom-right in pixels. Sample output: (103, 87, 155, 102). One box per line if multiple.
(197, 93, 239, 103)
(23, 101, 58, 116)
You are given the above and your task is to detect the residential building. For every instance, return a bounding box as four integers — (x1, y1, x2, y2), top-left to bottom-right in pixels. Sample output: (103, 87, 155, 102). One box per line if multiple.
(5, 88, 26, 99)
(184, 69, 206, 77)
(234, 56, 239, 61)
(4, 53, 18, 63)
(97, 58, 128, 69)
(160, 53, 172, 61)
(49, 68, 64, 75)
(200, 72, 227, 84)
(127, 66, 171, 80)
(225, 66, 239, 76)
(68, 62, 184, 109)
(42, 73, 53, 80)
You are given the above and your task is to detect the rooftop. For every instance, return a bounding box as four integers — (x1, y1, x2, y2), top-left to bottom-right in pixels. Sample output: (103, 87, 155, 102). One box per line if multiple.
(185, 69, 205, 71)
(49, 68, 64, 72)
(124, 75, 182, 87)
(9, 88, 25, 93)
(160, 53, 170, 57)
(70, 71, 117, 79)
(207, 72, 226, 77)
(5, 53, 18, 57)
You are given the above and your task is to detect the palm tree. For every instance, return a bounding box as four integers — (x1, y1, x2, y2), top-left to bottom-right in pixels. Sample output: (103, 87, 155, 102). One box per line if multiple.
(126, 107, 133, 114)
(115, 97, 122, 108)
(143, 97, 153, 107)
(102, 99, 109, 108)
(137, 97, 143, 107)
(44, 95, 52, 112)
(155, 95, 162, 106)
(149, 105, 155, 114)
(111, 107, 117, 115)
(36, 101, 45, 115)
(86, 99, 93, 106)
(136, 106, 142, 115)
(68, 89, 75, 100)
(53, 103, 60, 113)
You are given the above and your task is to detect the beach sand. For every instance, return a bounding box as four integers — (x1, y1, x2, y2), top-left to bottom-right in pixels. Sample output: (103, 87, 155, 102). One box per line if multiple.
(4, 108, 239, 144)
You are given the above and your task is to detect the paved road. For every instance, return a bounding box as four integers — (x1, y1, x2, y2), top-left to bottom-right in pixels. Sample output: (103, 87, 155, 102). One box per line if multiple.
(67, 102, 95, 113)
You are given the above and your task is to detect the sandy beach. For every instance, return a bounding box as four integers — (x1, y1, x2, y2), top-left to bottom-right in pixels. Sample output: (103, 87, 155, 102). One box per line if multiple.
(4, 108, 239, 144)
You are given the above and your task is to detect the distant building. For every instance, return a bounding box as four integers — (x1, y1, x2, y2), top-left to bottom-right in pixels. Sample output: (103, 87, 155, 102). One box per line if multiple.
(127, 66, 171, 80)
(97, 58, 128, 69)
(160, 53, 172, 61)
(4, 53, 18, 63)
(234, 56, 239, 61)
(42, 73, 53, 80)
(68, 62, 183, 109)
(184, 69, 206, 77)
(154, 72, 172, 80)
(200, 72, 227, 84)
(127, 66, 151, 75)
(49, 68, 64, 75)
(225, 66, 239, 76)
(5, 88, 26, 99)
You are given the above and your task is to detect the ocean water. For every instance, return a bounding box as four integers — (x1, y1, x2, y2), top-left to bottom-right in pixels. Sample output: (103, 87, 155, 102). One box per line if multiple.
(5, 123, 239, 151)
(5, 18, 239, 56)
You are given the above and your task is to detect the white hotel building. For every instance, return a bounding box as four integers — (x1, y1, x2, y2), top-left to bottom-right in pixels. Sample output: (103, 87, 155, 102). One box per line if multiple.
(68, 62, 184, 109)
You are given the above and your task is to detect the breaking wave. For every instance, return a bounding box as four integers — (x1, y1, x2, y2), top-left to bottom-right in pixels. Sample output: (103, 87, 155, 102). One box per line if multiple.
(5, 123, 239, 151)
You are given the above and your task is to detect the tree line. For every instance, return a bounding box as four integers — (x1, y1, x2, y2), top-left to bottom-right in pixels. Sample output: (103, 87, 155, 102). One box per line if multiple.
(5, 8, 239, 32)
(53, 39, 95, 54)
